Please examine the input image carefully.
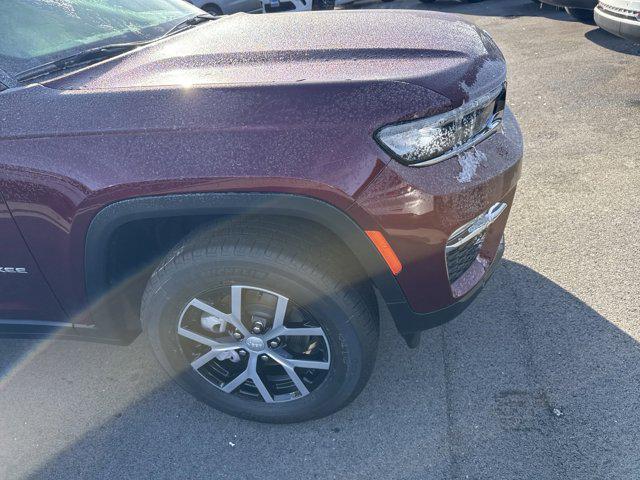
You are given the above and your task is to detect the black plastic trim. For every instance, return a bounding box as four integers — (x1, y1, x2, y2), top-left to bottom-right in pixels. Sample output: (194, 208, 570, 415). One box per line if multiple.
(0, 322, 74, 339)
(0, 319, 128, 343)
(85, 192, 409, 341)
(388, 240, 504, 334)
(86, 193, 405, 301)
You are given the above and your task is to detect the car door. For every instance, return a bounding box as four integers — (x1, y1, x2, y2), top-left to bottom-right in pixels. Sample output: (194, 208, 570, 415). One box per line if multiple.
(0, 192, 66, 325)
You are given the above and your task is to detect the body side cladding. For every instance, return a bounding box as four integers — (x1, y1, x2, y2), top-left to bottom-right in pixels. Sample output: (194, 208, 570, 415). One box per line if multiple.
(0, 319, 126, 343)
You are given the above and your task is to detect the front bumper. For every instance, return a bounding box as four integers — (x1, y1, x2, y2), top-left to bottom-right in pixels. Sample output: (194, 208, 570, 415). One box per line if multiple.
(353, 107, 522, 332)
(595, 3, 640, 41)
(388, 237, 505, 334)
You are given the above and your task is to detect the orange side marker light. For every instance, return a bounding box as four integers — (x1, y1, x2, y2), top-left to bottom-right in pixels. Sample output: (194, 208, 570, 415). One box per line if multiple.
(365, 230, 403, 276)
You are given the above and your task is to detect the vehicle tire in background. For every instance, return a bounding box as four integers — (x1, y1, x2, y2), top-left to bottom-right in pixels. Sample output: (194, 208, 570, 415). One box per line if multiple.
(201, 3, 223, 15)
(141, 219, 379, 423)
(312, 0, 336, 9)
(565, 7, 596, 23)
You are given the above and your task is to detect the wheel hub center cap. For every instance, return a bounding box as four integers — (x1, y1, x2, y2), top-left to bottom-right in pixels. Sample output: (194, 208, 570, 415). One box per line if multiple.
(245, 336, 265, 352)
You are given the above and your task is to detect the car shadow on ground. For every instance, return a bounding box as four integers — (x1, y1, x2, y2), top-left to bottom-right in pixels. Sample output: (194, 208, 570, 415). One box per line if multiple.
(584, 28, 640, 55)
(2, 260, 639, 479)
(344, 0, 577, 22)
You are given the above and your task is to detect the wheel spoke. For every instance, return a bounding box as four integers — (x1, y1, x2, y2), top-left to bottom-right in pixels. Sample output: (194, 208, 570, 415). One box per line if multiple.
(269, 352, 330, 371)
(286, 358, 330, 370)
(283, 366, 309, 397)
(178, 327, 242, 373)
(268, 353, 310, 396)
(188, 298, 229, 322)
(265, 326, 324, 340)
(247, 355, 274, 403)
(222, 368, 250, 393)
(284, 327, 324, 337)
(230, 285, 243, 324)
(188, 297, 250, 337)
(178, 326, 240, 348)
(190, 349, 219, 370)
(271, 294, 289, 330)
(251, 374, 274, 404)
(229, 286, 253, 336)
(177, 326, 218, 347)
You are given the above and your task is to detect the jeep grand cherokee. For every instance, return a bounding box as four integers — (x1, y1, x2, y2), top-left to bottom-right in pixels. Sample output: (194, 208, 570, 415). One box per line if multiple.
(0, 0, 523, 423)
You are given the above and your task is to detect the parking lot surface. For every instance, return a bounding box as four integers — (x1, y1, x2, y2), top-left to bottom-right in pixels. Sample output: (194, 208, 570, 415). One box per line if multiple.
(1, 0, 639, 478)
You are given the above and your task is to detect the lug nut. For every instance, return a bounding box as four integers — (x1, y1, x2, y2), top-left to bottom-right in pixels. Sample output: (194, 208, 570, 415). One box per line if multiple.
(233, 331, 243, 340)
(238, 349, 247, 357)
(268, 338, 280, 348)
(260, 354, 269, 362)
(252, 321, 265, 334)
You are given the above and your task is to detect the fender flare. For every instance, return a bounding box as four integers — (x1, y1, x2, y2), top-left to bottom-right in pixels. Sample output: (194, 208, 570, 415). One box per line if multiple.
(85, 192, 407, 309)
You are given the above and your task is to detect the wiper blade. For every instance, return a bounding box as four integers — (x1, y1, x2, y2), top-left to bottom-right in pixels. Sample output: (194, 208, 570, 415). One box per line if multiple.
(17, 42, 143, 83)
(16, 14, 216, 83)
(160, 13, 216, 39)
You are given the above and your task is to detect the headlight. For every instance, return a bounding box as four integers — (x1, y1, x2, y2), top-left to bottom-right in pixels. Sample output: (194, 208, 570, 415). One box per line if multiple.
(374, 85, 506, 167)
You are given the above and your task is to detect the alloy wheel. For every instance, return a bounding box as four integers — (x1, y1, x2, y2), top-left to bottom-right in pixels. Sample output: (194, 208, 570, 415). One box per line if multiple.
(176, 285, 331, 403)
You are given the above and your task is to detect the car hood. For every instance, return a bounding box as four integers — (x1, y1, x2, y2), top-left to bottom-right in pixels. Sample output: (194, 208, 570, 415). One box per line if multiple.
(49, 9, 506, 103)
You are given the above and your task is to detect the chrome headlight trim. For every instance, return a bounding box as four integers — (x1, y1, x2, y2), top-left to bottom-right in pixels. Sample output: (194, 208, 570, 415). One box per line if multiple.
(374, 84, 506, 168)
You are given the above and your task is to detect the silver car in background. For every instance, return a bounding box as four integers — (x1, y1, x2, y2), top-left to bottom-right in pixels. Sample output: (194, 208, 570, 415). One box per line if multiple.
(595, 0, 640, 41)
(187, 0, 261, 14)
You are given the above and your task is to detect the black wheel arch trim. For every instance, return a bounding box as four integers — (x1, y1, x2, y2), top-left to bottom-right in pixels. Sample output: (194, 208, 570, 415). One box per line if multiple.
(84, 192, 407, 341)
(85, 192, 404, 302)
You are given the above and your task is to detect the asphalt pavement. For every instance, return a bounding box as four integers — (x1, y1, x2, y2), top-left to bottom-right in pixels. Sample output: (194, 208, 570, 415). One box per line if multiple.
(1, 0, 639, 478)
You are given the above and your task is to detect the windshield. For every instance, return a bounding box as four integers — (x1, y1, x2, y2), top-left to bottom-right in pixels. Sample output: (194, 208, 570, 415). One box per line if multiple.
(0, 0, 202, 77)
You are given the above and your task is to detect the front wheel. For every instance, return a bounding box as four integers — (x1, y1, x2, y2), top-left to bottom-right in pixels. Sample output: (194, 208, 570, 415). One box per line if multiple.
(565, 7, 596, 23)
(142, 220, 379, 423)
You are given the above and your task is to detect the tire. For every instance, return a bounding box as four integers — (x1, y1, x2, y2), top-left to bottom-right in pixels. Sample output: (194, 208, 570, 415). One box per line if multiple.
(312, 0, 336, 9)
(381, 0, 396, 3)
(418, 0, 436, 3)
(565, 7, 596, 24)
(466, 0, 484, 3)
(141, 219, 379, 423)
(201, 3, 223, 15)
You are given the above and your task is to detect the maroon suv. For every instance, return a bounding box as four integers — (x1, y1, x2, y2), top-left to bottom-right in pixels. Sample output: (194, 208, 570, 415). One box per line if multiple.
(0, 1, 522, 422)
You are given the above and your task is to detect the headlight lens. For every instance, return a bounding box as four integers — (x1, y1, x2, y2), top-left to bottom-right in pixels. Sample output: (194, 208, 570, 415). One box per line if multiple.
(375, 85, 506, 167)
